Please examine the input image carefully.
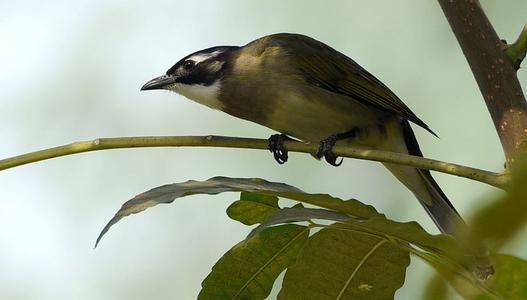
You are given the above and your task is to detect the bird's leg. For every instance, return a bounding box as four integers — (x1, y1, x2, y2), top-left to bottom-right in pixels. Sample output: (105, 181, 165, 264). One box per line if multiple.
(268, 134, 293, 164)
(316, 128, 359, 167)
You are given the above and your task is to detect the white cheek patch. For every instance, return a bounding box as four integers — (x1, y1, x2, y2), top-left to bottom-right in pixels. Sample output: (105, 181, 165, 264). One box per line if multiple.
(168, 81, 223, 111)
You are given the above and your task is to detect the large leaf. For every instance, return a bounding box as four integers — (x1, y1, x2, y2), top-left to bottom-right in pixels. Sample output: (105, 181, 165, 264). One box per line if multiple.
(198, 224, 309, 300)
(226, 192, 280, 225)
(249, 205, 468, 270)
(95, 177, 377, 247)
(255, 208, 485, 297)
(279, 223, 410, 299)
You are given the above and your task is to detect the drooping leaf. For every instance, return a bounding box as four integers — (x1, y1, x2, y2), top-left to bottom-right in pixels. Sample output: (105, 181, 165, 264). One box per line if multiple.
(95, 177, 377, 247)
(95, 177, 303, 247)
(226, 192, 280, 225)
(279, 223, 410, 299)
(198, 224, 309, 300)
(248, 207, 351, 239)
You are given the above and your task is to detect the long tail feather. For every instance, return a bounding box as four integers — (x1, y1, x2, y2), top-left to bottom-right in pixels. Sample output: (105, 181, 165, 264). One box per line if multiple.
(399, 120, 465, 236)
(383, 120, 493, 278)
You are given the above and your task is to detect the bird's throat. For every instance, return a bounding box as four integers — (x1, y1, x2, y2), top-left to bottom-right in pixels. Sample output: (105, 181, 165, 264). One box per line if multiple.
(170, 81, 224, 111)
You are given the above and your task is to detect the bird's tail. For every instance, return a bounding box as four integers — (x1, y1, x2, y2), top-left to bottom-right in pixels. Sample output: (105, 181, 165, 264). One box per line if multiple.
(382, 120, 493, 277)
(381, 120, 464, 236)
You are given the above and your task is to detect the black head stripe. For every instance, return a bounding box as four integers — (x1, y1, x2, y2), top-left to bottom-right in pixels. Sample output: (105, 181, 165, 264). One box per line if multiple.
(176, 64, 221, 86)
(166, 46, 238, 76)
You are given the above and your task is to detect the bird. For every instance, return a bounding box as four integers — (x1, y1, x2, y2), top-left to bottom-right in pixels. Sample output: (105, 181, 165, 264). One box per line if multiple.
(140, 33, 463, 239)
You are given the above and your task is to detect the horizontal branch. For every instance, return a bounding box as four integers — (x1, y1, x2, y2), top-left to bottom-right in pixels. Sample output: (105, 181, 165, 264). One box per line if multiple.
(0, 135, 509, 189)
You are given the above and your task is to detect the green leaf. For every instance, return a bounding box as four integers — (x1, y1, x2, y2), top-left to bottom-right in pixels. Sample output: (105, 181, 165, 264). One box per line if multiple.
(471, 254, 527, 300)
(255, 207, 469, 271)
(226, 192, 280, 225)
(248, 207, 351, 239)
(198, 224, 309, 300)
(279, 224, 410, 299)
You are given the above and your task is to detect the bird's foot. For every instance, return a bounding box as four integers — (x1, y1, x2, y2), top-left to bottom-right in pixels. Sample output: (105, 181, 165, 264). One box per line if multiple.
(315, 129, 358, 167)
(315, 135, 343, 167)
(268, 134, 291, 164)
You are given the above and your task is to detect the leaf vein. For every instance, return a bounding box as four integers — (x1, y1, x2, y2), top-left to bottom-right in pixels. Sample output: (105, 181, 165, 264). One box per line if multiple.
(336, 239, 387, 300)
(231, 227, 309, 300)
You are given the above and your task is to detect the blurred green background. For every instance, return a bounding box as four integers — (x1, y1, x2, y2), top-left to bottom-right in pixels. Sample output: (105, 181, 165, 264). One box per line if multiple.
(1, 1, 526, 299)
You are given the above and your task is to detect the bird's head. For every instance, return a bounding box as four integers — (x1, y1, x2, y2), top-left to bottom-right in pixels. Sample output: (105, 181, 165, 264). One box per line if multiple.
(141, 46, 238, 109)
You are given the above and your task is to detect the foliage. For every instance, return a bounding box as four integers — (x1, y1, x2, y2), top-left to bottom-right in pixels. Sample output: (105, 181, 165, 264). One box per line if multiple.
(95, 176, 527, 299)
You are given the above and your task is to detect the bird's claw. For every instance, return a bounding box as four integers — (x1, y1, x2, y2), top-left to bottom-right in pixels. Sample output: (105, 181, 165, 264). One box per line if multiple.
(268, 134, 289, 164)
(316, 135, 343, 167)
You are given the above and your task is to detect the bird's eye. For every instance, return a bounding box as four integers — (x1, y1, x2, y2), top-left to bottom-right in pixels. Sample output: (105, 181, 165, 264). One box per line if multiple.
(183, 60, 195, 70)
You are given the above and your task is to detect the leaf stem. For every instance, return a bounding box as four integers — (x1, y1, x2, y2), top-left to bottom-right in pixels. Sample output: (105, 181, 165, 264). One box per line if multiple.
(0, 135, 509, 188)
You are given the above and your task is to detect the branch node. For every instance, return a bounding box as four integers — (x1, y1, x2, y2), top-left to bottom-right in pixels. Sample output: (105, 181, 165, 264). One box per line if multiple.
(505, 23, 527, 70)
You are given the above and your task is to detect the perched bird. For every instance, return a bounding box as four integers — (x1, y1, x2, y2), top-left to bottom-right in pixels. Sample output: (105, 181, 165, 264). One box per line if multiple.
(141, 33, 462, 238)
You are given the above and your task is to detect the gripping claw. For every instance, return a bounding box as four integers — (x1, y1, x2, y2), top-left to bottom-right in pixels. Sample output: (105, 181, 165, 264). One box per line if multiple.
(316, 135, 343, 167)
(268, 134, 290, 164)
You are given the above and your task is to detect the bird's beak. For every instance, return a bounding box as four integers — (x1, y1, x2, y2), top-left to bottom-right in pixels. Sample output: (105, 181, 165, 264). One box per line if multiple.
(140, 75, 177, 91)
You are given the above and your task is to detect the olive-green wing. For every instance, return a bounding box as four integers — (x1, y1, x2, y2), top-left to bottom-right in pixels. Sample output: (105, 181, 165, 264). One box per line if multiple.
(267, 33, 435, 135)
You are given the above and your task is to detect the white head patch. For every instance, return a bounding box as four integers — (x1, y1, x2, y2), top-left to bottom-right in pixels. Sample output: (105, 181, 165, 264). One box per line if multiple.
(187, 50, 224, 64)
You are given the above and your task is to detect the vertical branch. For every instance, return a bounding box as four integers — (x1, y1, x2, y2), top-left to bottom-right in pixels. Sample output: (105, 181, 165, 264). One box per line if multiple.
(437, 0, 527, 167)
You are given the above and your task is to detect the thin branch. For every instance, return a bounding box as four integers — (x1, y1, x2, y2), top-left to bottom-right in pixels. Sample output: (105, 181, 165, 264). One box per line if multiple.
(0, 135, 509, 189)
(505, 23, 527, 70)
(437, 0, 527, 166)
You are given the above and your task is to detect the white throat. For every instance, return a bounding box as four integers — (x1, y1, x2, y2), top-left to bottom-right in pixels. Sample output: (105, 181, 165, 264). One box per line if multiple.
(169, 81, 223, 110)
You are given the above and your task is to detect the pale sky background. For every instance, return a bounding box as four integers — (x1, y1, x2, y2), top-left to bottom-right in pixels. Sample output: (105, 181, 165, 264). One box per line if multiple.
(1, 1, 526, 299)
